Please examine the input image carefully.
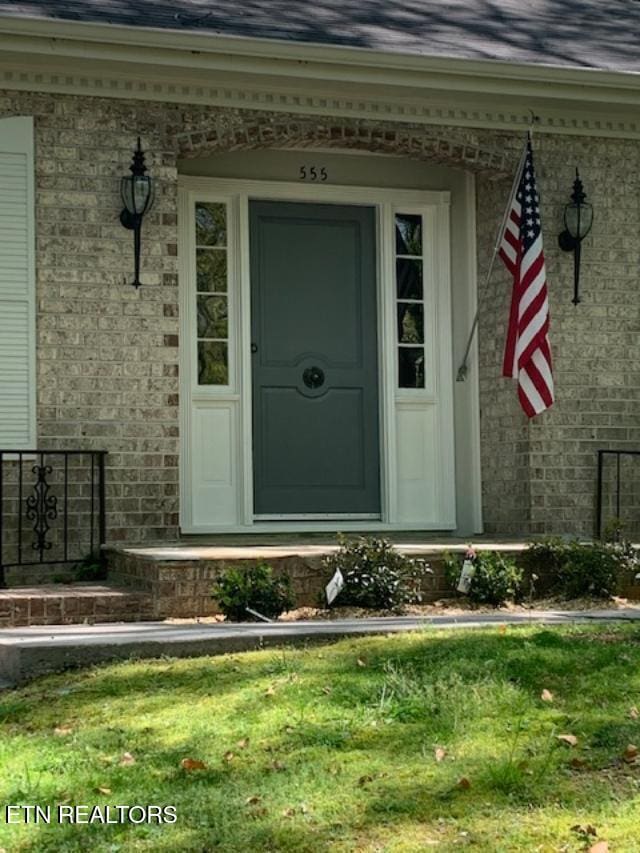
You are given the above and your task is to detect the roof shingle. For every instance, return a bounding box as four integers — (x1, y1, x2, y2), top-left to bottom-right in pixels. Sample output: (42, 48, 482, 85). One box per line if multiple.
(1, 0, 639, 74)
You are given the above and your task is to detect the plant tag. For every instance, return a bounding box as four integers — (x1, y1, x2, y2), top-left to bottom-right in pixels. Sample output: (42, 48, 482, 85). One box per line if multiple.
(457, 559, 475, 595)
(245, 606, 273, 623)
(325, 568, 345, 605)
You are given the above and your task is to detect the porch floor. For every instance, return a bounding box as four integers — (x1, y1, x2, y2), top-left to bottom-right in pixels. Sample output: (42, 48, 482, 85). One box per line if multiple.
(119, 536, 528, 563)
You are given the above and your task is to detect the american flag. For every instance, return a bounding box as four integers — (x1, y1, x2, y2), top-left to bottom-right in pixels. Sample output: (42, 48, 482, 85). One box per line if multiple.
(498, 134, 554, 418)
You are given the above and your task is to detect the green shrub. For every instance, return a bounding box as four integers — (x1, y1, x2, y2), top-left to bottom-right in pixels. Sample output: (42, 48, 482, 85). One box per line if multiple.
(74, 557, 107, 582)
(213, 563, 294, 621)
(523, 538, 639, 599)
(521, 538, 568, 579)
(556, 542, 619, 598)
(323, 536, 431, 610)
(444, 550, 523, 606)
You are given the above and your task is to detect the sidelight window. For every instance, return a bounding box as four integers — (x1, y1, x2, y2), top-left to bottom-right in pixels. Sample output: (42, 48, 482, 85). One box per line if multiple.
(195, 202, 229, 385)
(395, 213, 425, 389)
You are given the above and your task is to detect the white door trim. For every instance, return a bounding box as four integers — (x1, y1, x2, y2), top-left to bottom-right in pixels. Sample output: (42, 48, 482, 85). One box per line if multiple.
(179, 175, 455, 534)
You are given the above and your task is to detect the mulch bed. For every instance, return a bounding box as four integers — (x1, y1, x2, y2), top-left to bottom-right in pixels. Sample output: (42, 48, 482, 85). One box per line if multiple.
(167, 596, 640, 624)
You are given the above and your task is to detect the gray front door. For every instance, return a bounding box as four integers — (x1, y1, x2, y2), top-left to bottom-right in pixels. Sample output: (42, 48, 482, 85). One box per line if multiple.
(250, 201, 380, 516)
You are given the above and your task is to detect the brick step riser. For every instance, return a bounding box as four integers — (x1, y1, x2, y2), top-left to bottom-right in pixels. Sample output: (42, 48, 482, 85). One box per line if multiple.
(108, 547, 640, 620)
(0, 592, 154, 628)
(107, 549, 539, 619)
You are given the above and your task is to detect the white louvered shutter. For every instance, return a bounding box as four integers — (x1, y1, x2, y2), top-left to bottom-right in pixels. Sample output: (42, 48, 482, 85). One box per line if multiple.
(0, 117, 36, 449)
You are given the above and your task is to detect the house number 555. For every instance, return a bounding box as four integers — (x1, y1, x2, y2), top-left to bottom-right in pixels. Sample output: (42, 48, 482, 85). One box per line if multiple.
(299, 166, 328, 182)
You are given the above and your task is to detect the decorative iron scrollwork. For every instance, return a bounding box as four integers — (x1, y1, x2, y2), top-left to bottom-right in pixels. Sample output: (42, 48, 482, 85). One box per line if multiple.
(25, 464, 58, 554)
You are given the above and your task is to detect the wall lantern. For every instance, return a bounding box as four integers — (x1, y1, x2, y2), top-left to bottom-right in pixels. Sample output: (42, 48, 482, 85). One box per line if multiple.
(120, 138, 155, 288)
(558, 169, 593, 305)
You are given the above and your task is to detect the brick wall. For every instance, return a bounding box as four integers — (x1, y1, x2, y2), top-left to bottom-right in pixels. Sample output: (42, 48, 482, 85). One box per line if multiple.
(473, 130, 640, 537)
(0, 90, 637, 544)
(0, 92, 182, 546)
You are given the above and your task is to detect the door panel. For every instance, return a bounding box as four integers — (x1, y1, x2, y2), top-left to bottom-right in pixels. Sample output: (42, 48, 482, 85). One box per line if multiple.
(250, 201, 380, 515)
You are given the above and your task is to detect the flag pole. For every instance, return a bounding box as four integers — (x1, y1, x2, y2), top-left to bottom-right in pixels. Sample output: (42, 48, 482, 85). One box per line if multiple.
(456, 131, 532, 382)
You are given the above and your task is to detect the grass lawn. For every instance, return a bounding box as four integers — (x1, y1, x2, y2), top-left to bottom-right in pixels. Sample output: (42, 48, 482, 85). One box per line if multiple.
(2, 625, 640, 851)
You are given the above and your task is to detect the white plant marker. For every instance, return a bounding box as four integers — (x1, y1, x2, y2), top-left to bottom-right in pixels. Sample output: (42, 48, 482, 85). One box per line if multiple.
(326, 569, 345, 605)
(457, 559, 476, 595)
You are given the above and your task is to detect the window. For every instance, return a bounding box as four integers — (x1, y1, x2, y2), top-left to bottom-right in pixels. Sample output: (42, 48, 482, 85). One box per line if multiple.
(395, 213, 425, 389)
(194, 202, 229, 385)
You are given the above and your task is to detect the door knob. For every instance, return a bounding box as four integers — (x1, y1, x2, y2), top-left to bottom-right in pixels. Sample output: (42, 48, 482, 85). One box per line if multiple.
(251, 343, 258, 354)
(303, 366, 325, 389)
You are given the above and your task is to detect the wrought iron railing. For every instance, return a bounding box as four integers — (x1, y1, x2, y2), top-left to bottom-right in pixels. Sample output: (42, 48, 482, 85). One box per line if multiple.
(0, 450, 107, 587)
(596, 449, 640, 540)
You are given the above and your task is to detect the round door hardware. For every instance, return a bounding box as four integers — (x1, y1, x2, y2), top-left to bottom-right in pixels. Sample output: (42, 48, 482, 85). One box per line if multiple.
(303, 366, 325, 389)
(251, 343, 258, 354)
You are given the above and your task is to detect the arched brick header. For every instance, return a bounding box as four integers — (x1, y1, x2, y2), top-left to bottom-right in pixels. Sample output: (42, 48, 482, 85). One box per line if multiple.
(174, 111, 512, 175)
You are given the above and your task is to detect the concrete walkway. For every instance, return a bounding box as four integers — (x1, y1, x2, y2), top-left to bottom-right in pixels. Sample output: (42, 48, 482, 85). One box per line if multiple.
(2, 608, 640, 686)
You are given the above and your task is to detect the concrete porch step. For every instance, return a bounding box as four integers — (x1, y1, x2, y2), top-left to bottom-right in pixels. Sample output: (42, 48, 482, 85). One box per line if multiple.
(0, 583, 154, 628)
(106, 540, 528, 620)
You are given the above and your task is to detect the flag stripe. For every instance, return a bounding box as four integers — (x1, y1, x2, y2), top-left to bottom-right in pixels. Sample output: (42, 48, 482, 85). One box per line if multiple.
(498, 134, 554, 418)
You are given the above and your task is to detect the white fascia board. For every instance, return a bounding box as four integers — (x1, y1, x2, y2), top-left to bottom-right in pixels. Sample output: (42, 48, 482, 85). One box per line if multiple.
(0, 14, 639, 108)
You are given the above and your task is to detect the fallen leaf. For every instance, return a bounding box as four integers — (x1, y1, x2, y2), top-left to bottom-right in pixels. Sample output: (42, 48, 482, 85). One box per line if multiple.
(322, 686, 332, 695)
(237, 738, 250, 750)
(589, 842, 608, 853)
(283, 725, 295, 734)
(245, 795, 262, 806)
(557, 734, 578, 747)
(357, 658, 367, 668)
(282, 807, 296, 818)
(96, 786, 111, 795)
(630, 706, 639, 720)
(270, 760, 286, 772)
(623, 744, 638, 763)
(223, 751, 235, 763)
(572, 824, 598, 837)
(358, 774, 374, 787)
(541, 689, 554, 702)
(119, 752, 136, 766)
(457, 776, 471, 789)
(264, 685, 276, 697)
(180, 758, 207, 771)
(53, 725, 73, 737)
(435, 747, 447, 763)
(571, 757, 587, 769)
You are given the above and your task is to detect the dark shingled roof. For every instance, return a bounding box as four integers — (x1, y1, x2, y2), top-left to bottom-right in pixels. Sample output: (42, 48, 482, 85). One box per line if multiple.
(1, 0, 639, 74)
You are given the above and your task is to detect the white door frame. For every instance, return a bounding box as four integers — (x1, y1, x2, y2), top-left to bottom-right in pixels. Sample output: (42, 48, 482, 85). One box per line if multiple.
(179, 175, 456, 533)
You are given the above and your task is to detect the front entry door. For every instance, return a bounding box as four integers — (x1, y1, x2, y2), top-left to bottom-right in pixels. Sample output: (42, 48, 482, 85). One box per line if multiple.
(250, 201, 380, 516)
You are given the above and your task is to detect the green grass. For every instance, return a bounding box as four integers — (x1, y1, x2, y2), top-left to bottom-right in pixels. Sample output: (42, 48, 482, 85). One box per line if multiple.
(2, 625, 640, 851)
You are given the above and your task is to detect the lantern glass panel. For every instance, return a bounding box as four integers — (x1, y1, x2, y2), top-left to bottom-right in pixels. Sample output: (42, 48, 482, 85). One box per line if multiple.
(121, 175, 153, 216)
(564, 202, 593, 240)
